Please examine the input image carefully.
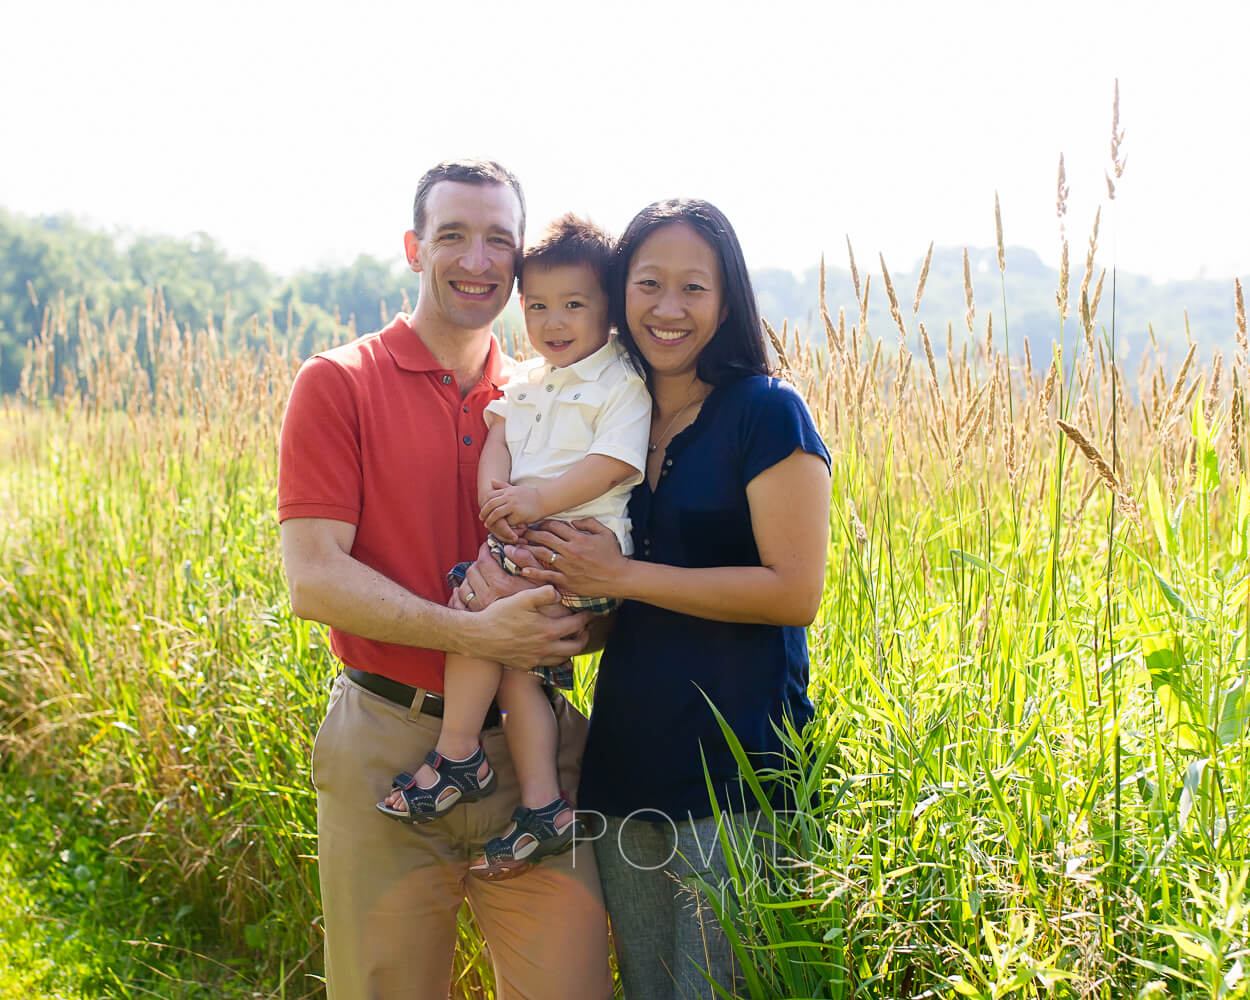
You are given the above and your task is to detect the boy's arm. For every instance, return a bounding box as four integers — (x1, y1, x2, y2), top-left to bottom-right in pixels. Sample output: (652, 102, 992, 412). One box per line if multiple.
(477, 418, 512, 506)
(479, 453, 639, 530)
(476, 418, 521, 541)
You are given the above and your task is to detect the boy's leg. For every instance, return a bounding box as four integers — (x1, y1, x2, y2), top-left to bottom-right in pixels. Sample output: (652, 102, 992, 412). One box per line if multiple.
(378, 652, 499, 813)
(439, 653, 504, 757)
(496, 670, 570, 822)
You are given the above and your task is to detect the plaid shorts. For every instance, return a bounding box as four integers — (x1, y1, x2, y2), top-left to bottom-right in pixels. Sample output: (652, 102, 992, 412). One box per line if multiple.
(445, 534, 620, 691)
(486, 536, 621, 614)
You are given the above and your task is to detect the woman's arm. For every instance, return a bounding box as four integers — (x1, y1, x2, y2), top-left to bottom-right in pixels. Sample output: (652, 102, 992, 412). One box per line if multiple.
(519, 448, 831, 627)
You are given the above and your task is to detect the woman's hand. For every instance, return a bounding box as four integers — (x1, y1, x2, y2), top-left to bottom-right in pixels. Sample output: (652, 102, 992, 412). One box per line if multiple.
(512, 518, 630, 599)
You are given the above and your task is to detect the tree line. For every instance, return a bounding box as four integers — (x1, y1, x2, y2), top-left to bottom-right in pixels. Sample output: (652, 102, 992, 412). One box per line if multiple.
(2, 207, 1241, 395)
(0, 209, 416, 394)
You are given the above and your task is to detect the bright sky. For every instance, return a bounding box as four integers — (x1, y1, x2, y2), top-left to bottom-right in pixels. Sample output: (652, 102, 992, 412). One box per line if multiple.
(3, 0, 1247, 285)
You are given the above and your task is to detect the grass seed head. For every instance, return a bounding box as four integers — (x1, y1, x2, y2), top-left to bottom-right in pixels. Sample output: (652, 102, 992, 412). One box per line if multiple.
(1056, 240, 1070, 320)
(963, 249, 975, 333)
(1056, 153, 1070, 231)
(994, 193, 1006, 273)
(846, 235, 861, 301)
(880, 253, 907, 340)
(914, 241, 934, 315)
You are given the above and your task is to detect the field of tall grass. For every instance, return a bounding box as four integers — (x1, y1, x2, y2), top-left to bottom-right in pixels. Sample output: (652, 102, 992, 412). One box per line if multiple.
(4, 121, 1250, 995)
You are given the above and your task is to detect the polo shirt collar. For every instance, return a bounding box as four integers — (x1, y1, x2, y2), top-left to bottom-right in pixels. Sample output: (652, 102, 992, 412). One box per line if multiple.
(535, 335, 623, 384)
(382, 313, 506, 387)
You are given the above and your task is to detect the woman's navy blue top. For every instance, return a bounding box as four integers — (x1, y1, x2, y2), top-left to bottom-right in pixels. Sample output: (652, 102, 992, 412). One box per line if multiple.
(578, 375, 831, 819)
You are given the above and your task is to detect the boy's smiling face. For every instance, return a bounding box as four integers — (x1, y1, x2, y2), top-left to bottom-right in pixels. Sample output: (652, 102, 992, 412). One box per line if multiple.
(520, 263, 611, 367)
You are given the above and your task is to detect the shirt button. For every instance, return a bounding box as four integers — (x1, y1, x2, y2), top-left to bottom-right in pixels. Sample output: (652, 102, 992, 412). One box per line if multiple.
(573, 392, 581, 399)
(518, 392, 527, 400)
(535, 414, 541, 422)
(664, 458, 673, 467)
(462, 405, 469, 413)
(462, 435, 472, 446)
(441, 374, 452, 385)
(660, 470, 667, 478)
(545, 384, 554, 392)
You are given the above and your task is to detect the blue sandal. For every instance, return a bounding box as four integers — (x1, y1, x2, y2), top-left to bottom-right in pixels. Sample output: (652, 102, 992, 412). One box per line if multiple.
(376, 746, 496, 824)
(469, 795, 580, 880)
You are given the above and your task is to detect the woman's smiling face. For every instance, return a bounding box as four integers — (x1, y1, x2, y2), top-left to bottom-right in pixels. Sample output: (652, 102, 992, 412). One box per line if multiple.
(624, 222, 727, 382)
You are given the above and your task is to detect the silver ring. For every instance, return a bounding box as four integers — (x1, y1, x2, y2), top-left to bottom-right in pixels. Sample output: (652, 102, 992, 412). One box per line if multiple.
(463, 589, 477, 606)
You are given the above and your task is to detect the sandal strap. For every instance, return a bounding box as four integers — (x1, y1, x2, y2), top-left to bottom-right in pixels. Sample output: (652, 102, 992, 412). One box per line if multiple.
(391, 746, 491, 819)
(484, 797, 574, 864)
(411, 746, 490, 794)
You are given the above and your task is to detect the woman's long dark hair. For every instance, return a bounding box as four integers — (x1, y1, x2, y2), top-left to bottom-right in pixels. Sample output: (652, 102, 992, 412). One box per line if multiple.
(610, 199, 771, 388)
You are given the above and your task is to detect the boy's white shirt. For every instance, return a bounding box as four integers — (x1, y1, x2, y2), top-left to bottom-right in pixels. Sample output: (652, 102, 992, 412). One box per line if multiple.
(486, 335, 651, 556)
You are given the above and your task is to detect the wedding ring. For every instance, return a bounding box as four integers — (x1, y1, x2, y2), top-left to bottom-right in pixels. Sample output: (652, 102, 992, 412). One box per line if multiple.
(549, 552, 560, 566)
(463, 589, 477, 606)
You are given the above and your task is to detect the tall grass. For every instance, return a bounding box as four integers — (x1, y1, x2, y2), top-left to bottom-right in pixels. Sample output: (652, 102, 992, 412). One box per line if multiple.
(4, 133, 1250, 998)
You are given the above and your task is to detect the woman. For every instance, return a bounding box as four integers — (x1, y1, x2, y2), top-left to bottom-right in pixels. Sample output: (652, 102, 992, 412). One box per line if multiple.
(519, 199, 831, 998)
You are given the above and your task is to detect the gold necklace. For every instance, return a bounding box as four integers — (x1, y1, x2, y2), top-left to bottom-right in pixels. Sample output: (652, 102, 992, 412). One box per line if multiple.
(648, 386, 707, 454)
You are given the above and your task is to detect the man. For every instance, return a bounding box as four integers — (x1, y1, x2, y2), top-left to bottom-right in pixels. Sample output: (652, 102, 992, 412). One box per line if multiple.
(278, 159, 612, 1000)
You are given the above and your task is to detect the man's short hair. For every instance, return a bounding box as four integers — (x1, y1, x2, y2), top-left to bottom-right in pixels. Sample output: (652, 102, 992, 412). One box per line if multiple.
(412, 159, 526, 239)
(518, 213, 614, 294)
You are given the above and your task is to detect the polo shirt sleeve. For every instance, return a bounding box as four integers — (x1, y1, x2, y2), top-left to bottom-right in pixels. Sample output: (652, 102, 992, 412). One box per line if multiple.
(277, 356, 363, 524)
(587, 369, 651, 475)
(741, 377, 832, 485)
(485, 393, 509, 422)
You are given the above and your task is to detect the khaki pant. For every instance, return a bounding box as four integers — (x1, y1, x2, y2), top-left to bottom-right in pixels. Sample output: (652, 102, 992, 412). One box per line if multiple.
(313, 672, 612, 1000)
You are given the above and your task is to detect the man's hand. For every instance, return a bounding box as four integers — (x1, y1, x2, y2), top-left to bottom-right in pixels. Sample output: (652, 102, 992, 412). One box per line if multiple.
(470, 587, 591, 669)
(456, 542, 590, 669)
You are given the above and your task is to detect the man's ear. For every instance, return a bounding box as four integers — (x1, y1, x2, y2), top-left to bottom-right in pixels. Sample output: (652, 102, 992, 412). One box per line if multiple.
(403, 230, 422, 273)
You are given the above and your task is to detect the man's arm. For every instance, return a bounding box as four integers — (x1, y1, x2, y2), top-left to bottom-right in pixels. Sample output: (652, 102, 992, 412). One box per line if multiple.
(280, 517, 591, 668)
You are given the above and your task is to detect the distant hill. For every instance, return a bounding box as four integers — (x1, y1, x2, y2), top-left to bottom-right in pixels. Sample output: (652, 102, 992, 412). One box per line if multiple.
(1, 209, 1242, 393)
(753, 245, 1243, 375)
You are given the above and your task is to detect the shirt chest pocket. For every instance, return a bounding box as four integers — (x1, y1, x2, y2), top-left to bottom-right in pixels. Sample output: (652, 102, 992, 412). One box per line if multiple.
(548, 384, 607, 452)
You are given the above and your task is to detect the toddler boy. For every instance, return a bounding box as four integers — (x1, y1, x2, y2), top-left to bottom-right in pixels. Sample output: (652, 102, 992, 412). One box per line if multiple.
(377, 215, 649, 879)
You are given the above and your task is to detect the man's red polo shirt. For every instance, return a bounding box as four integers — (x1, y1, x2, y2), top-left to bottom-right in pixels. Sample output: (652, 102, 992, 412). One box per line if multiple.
(277, 314, 505, 691)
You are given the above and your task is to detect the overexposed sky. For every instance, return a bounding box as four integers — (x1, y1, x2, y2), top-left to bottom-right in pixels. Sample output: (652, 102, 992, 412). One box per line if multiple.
(2, 0, 1247, 283)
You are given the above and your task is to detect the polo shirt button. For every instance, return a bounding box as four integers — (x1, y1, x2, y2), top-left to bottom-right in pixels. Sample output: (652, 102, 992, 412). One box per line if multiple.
(664, 458, 673, 466)
(535, 414, 541, 422)
(462, 435, 472, 446)
(545, 384, 554, 392)
(573, 392, 581, 399)
(462, 405, 468, 413)
(441, 374, 452, 385)
(660, 470, 667, 478)
(518, 392, 526, 400)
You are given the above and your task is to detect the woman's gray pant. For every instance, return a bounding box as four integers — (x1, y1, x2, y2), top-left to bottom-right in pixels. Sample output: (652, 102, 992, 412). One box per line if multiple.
(592, 811, 756, 999)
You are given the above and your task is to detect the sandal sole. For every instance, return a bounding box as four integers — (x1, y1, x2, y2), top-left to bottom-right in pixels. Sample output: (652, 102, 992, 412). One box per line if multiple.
(376, 769, 497, 825)
(468, 820, 580, 880)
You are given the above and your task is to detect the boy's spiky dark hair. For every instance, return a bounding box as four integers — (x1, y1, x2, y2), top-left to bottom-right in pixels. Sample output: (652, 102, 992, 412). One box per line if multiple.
(519, 213, 614, 293)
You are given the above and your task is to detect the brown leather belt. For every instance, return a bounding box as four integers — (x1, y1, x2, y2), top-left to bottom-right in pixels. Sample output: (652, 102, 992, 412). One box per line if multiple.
(343, 667, 503, 729)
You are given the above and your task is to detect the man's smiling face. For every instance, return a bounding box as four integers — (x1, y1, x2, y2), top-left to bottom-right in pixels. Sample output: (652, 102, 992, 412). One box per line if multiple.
(408, 180, 522, 333)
